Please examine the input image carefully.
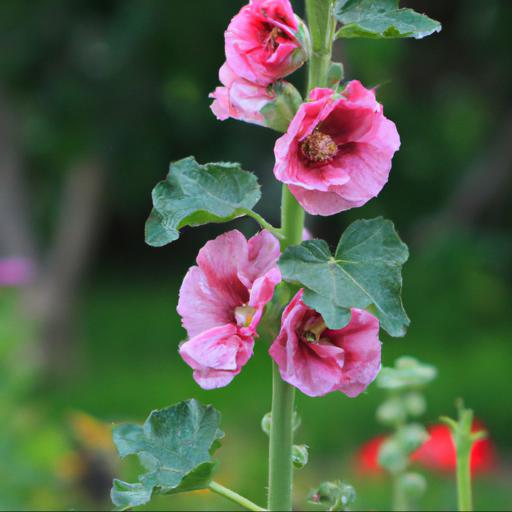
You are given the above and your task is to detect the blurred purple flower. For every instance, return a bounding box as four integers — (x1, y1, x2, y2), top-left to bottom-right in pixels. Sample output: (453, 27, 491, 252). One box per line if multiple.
(0, 257, 34, 287)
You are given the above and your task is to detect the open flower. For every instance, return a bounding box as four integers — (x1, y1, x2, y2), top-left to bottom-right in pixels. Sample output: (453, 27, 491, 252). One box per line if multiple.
(225, 0, 309, 86)
(274, 81, 400, 216)
(178, 230, 281, 389)
(269, 289, 381, 397)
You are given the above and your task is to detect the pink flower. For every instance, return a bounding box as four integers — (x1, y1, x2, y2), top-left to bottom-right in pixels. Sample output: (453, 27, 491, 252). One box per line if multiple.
(273, 81, 401, 216)
(269, 290, 381, 397)
(225, 0, 309, 86)
(0, 257, 34, 287)
(210, 63, 274, 127)
(178, 230, 281, 389)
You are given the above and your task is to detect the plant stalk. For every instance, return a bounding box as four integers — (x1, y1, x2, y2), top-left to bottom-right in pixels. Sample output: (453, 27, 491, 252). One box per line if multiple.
(267, 2, 336, 510)
(456, 449, 473, 511)
(209, 481, 266, 512)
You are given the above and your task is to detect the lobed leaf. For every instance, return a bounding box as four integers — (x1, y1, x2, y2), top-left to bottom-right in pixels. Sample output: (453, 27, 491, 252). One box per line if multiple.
(279, 217, 410, 337)
(111, 399, 224, 510)
(335, 0, 441, 40)
(145, 157, 261, 246)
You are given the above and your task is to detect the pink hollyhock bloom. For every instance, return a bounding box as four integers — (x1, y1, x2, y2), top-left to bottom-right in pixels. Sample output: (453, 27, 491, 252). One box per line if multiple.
(269, 289, 381, 397)
(225, 0, 309, 86)
(0, 257, 34, 287)
(210, 63, 274, 127)
(178, 230, 281, 389)
(274, 81, 401, 215)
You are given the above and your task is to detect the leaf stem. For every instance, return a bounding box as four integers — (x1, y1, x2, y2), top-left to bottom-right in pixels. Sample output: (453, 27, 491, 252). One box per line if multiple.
(243, 209, 284, 239)
(209, 481, 266, 512)
(267, 3, 336, 510)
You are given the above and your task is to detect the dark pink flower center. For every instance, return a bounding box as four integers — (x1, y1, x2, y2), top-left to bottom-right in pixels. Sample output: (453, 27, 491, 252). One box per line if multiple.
(262, 24, 288, 52)
(300, 129, 338, 166)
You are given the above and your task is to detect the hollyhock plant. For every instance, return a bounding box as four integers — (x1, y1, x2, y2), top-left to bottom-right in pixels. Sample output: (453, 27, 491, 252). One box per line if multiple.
(112, 2, 443, 510)
(269, 289, 381, 397)
(178, 230, 281, 389)
(274, 81, 400, 216)
(225, 0, 309, 86)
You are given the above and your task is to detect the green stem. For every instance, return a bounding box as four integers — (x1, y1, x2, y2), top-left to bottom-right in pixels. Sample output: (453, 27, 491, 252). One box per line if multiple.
(456, 450, 472, 511)
(392, 474, 408, 512)
(243, 209, 284, 240)
(267, 190, 304, 512)
(306, 0, 336, 90)
(267, 2, 336, 509)
(209, 481, 266, 512)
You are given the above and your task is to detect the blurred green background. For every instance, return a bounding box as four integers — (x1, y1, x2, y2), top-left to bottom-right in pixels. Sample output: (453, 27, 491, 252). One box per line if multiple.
(0, 0, 511, 510)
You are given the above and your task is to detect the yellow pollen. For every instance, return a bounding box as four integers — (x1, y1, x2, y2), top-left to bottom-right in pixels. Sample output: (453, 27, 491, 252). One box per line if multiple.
(300, 129, 338, 164)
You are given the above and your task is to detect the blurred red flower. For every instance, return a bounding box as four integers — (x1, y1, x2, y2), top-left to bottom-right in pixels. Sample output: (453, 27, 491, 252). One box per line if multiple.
(356, 421, 496, 476)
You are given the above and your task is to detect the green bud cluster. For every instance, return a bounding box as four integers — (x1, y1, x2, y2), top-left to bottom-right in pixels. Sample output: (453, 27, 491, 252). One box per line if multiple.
(375, 356, 437, 509)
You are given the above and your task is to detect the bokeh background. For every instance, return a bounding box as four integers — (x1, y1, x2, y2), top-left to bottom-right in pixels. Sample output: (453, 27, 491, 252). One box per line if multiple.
(1, 0, 511, 510)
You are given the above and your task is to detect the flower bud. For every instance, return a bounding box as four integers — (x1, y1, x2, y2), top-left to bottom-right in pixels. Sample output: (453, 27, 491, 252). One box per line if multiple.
(376, 397, 407, 426)
(308, 480, 356, 511)
(261, 81, 303, 132)
(292, 444, 309, 469)
(404, 391, 427, 417)
(398, 472, 427, 501)
(396, 424, 429, 454)
(378, 438, 408, 474)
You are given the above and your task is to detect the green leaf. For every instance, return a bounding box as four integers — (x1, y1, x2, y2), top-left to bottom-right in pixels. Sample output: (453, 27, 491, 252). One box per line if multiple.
(111, 399, 224, 510)
(145, 157, 261, 247)
(279, 217, 409, 337)
(335, 0, 441, 40)
(111, 480, 152, 511)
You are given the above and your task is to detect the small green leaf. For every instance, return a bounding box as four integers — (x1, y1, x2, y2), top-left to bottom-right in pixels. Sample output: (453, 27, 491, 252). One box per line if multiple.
(145, 157, 261, 246)
(279, 217, 409, 337)
(111, 399, 224, 510)
(111, 480, 152, 511)
(335, 0, 441, 40)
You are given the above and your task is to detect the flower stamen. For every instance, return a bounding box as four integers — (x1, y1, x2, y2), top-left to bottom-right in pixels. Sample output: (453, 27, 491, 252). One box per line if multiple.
(300, 129, 338, 165)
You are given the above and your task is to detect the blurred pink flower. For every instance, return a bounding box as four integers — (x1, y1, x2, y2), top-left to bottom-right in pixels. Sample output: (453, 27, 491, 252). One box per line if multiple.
(274, 82, 400, 216)
(178, 230, 281, 389)
(0, 257, 34, 287)
(225, 0, 308, 86)
(210, 63, 274, 127)
(269, 289, 381, 397)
